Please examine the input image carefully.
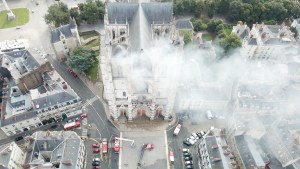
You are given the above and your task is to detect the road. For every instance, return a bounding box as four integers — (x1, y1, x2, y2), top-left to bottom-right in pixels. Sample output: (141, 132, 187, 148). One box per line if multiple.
(46, 54, 119, 169)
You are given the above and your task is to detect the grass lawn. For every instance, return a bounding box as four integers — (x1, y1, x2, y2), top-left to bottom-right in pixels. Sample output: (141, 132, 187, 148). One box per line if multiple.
(202, 33, 215, 41)
(86, 61, 98, 81)
(224, 27, 233, 35)
(85, 38, 100, 48)
(80, 31, 99, 40)
(0, 8, 29, 29)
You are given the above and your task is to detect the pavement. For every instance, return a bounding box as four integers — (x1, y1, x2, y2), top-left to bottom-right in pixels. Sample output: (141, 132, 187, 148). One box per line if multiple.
(119, 130, 169, 169)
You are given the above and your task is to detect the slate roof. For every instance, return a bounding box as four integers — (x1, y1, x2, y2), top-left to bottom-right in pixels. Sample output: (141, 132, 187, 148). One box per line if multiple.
(175, 20, 193, 29)
(141, 3, 173, 24)
(248, 38, 257, 45)
(1, 50, 40, 71)
(235, 135, 265, 168)
(295, 18, 300, 24)
(28, 131, 82, 169)
(107, 3, 139, 24)
(32, 91, 77, 110)
(205, 136, 224, 169)
(51, 25, 73, 43)
(266, 25, 280, 34)
(0, 110, 36, 126)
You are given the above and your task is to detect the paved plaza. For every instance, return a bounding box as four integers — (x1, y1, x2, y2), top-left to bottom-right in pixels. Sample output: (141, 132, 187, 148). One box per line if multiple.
(119, 130, 170, 169)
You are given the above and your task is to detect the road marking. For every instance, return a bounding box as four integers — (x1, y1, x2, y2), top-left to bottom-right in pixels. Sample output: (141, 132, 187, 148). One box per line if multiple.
(90, 104, 109, 132)
(119, 132, 123, 168)
(165, 130, 171, 169)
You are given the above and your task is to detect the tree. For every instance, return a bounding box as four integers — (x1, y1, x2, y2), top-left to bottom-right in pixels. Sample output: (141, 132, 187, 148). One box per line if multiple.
(79, 0, 105, 24)
(69, 46, 98, 72)
(227, 1, 244, 22)
(195, 0, 204, 17)
(220, 34, 242, 53)
(44, 2, 69, 27)
(207, 19, 223, 33)
(69, 8, 81, 26)
(290, 27, 298, 39)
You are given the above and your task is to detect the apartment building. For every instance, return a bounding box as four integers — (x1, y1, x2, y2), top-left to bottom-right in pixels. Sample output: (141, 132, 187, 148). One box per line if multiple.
(0, 142, 26, 169)
(23, 131, 85, 169)
(0, 41, 83, 136)
(198, 128, 236, 169)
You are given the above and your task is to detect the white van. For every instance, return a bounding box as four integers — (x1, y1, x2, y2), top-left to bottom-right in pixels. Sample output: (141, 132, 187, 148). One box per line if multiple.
(206, 110, 213, 120)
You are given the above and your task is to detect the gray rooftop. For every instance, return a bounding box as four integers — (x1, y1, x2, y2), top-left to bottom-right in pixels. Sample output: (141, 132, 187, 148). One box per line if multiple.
(1, 50, 40, 72)
(107, 3, 139, 24)
(205, 136, 224, 169)
(175, 20, 193, 29)
(0, 143, 13, 168)
(32, 91, 77, 110)
(141, 3, 173, 24)
(235, 135, 265, 168)
(27, 131, 83, 169)
(0, 110, 36, 126)
(248, 38, 257, 45)
(51, 25, 73, 43)
(107, 2, 172, 25)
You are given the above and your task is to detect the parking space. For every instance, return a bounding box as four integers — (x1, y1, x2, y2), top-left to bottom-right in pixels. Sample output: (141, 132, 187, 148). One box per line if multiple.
(167, 112, 227, 169)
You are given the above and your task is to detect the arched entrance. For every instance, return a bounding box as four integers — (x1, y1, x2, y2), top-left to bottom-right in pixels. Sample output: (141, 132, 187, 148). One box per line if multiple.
(155, 107, 164, 120)
(118, 108, 127, 123)
(133, 105, 151, 120)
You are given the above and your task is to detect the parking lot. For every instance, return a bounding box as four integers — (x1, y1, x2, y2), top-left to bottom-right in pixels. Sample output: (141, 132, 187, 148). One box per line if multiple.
(167, 112, 226, 169)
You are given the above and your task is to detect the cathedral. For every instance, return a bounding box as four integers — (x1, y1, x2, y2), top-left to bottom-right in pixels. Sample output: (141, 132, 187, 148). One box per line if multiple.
(100, 1, 183, 121)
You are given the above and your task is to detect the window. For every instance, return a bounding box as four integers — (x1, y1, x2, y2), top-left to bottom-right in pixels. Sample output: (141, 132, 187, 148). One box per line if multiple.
(123, 92, 126, 97)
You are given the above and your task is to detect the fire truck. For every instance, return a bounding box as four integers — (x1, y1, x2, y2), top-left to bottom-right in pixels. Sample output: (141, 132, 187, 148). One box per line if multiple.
(101, 138, 108, 154)
(64, 121, 80, 131)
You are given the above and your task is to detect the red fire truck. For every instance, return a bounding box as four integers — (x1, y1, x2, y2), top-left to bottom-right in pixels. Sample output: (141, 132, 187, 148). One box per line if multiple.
(64, 121, 81, 131)
(102, 138, 108, 154)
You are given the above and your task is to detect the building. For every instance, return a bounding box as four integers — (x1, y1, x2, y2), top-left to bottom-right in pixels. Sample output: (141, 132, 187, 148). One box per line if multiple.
(291, 18, 300, 40)
(232, 23, 297, 61)
(198, 128, 237, 169)
(51, 18, 81, 62)
(23, 131, 85, 169)
(0, 42, 83, 136)
(0, 142, 26, 169)
(101, 2, 183, 121)
(260, 120, 300, 168)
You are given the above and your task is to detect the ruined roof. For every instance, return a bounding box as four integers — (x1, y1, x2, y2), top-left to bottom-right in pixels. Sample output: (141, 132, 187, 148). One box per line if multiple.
(51, 25, 73, 43)
(107, 3, 139, 24)
(175, 20, 193, 30)
(141, 3, 173, 24)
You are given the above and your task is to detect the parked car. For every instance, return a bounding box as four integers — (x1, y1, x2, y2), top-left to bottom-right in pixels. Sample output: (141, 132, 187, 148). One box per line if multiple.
(192, 133, 199, 140)
(182, 148, 190, 153)
(80, 113, 88, 119)
(183, 152, 191, 157)
(196, 132, 202, 138)
(92, 144, 99, 148)
(93, 158, 100, 162)
(67, 67, 77, 77)
(183, 140, 191, 146)
(67, 119, 73, 123)
(51, 125, 58, 129)
(184, 156, 193, 161)
(185, 161, 193, 165)
(93, 148, 100, 153)
(186, 165, 193, 169)
(75, 117, 80, 121)
(15, 136, 23, 142)
(187, 138, 195, 145)
(92, 161, 100, 166)
(92, 166, 100, 169)
(189, 135, 195, 140)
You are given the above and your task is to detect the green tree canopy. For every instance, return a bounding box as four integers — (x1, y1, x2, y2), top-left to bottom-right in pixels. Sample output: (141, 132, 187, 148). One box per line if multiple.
(220, 34, 242, 53)
(69, 46, 98, 72)
(79, 0, 105, 24)
(44, 2, 69, 27)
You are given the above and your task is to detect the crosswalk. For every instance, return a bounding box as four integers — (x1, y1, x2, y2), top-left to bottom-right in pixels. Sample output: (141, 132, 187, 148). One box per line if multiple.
(83, 95, 100, 107)
(82, 118, 88, 126)
(82, 128, 88, 138)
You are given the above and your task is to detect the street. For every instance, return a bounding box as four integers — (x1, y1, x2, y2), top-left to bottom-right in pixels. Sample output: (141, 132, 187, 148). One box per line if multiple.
(167, 112, 226, 169)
